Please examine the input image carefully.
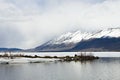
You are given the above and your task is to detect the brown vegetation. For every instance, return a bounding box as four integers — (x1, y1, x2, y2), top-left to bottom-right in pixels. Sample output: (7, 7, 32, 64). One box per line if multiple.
(0, 52, 99, 61)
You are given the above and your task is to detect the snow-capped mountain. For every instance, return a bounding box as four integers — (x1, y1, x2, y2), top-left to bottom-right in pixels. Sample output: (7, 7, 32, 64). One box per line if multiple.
(46, 31, 92, 45)
(45, 28, 120, 45)
(90, 28, 120, 38)
(33, 28, 120, 52)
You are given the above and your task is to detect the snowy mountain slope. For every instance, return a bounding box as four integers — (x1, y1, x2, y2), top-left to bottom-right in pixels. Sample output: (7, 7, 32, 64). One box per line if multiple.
(46, 31, 92, 45)
(44, 28, 120, 45)
(33, 28, 120, 52)
(34, 31, 92, 51)
(90, 28, 120, 39)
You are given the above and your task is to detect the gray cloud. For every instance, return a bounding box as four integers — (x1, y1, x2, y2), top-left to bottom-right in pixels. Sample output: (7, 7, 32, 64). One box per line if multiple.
(0, 0, 120, 49)
(0, 25, 24, 48)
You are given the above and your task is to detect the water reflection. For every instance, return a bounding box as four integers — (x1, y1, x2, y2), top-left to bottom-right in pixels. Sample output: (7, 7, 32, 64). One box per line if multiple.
(0, 58, 120, 80)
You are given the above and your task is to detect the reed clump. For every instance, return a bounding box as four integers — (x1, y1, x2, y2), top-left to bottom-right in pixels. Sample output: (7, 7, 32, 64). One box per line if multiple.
(62, 52, 99, 61)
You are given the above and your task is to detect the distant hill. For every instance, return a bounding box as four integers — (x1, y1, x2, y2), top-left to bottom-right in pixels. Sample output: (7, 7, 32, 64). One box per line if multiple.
(0, 48, 23, 52)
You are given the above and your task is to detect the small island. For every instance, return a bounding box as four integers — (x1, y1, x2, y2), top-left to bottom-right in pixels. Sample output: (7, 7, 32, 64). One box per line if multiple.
(58, 53, 99, 61)
(0, 52, 99, 64)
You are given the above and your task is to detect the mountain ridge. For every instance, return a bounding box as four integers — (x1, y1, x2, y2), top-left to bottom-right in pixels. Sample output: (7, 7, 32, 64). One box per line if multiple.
(1, 28, 120, 52)
(32, 28, 120, 52)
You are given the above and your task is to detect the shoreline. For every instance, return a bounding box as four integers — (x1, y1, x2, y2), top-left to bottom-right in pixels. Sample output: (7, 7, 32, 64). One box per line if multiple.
(0, 53, 99, 64)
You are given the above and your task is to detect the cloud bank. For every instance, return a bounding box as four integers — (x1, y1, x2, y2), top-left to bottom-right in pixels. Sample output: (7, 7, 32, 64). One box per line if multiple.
(0, 0, 120, 49)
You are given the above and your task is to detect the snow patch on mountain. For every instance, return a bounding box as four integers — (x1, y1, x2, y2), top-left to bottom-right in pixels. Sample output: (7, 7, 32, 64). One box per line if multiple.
(46, 31, 92, 45)
(45, 28, 120, 45)
(90, 28, 120, 38)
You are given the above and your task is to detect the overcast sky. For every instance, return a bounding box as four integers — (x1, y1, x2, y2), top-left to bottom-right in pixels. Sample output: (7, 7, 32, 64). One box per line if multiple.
(0, 0, 120, 49)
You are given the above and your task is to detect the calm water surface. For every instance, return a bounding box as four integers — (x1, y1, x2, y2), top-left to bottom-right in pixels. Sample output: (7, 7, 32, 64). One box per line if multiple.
(0, 58, 120, 80)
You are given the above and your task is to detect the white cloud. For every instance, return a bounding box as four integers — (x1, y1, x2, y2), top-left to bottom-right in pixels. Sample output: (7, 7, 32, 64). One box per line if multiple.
(0, 0, 120, 49)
